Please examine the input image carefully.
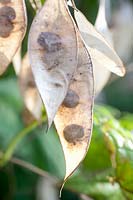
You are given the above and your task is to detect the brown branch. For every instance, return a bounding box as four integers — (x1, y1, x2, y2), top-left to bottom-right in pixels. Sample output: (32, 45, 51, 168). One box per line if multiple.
(0, 151, 58, 184)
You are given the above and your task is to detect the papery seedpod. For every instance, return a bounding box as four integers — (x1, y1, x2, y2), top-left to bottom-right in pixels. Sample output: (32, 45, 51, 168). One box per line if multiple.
(94, 0, 111, 94)
(54, 32, 94, 182)
(95, 0, 113, 44)
(0, 0, 27, 75)
(19, 53, 42, 120)
(28, 0, 77, 128)
(74, 9, 125, 77)
(111, 1, 133, 64)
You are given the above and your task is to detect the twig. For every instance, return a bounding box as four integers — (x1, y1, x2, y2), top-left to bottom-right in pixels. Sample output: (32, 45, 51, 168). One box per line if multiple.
(11, 157, 58, 183)
(0, 151, 58, 183)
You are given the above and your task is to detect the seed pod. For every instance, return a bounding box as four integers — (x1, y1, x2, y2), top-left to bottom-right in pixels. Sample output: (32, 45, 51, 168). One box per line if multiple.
(19, 53, 42, 120)
(28, 0, 77, 128)
(0, 0, 27, 75)
(74, 9, 125, 77)
(54, 31, 94, 181)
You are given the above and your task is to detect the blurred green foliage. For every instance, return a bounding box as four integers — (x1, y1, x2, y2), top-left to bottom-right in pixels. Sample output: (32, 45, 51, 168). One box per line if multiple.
(0, 76, 133, 200)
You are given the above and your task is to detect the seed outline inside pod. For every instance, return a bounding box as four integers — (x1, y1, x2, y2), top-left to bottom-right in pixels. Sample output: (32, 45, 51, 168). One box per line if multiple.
(37, 32, 63, 53)
(63, 89, 80, 108)
(0, 6, 16, 38)
(63, 124, 84, 144)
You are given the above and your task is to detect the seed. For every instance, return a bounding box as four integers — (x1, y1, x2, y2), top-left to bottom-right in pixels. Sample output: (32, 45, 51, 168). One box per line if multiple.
(63, 89, 79, 108)
(0, 16, 13, 37)
(0, 6, 16, 38)
(63, 124, 84, 144)
(0, 6, 16, 20)
(37, 32, 62, 53)
(55, 83, 62, 87)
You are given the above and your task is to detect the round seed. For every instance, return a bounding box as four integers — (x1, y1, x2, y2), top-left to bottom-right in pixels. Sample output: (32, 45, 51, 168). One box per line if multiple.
(0, 6, 16, 38)
(37, 32, 62, 53)
(0, 6, 16, 20)
(63, 124, 84, 144)
(63, 89, 79, 108)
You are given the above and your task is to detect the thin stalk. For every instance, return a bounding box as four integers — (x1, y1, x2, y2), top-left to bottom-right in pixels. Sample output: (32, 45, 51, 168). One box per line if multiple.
(11, 157, 58, 183)
(0, 115, 47, 166)
(0, 151, 58, 183)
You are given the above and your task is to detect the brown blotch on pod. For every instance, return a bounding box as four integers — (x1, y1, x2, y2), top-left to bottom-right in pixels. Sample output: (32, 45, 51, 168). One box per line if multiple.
(37, 32, 62, 53)
(0, 6, 16, 38)
(63, 124, 84, 144)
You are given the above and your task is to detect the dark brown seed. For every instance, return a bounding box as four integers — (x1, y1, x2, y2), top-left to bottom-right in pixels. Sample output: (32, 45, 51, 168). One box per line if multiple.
(0, 6, 16, 20)
(37, 32, 62, 53)
(0, 6, 16, 38)
(54, 83, 62, 88)
(63, 89, 79, 108)
(0, 16, 13, 37)
(63, 124, 84, 144)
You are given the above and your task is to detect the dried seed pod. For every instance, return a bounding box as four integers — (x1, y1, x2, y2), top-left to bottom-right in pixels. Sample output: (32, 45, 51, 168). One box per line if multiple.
(54, 32, 94, 181)
(93, 0, 111, 94)
(19, 53, 42, 120)
(28, 0, 77, 128)
(74, 9, 125, 77)
(0, 0, 27, 75)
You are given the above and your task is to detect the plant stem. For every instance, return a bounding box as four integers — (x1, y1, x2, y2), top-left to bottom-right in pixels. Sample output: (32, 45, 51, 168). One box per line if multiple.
(11, 157, 58, 183)
(0, 115, 47, 167)
(0, 151, 58, 183)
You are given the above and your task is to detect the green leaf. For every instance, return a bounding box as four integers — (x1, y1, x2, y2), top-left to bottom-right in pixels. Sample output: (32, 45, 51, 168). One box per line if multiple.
(0, 78, 23, 112)
(0, 77, 65, 179)
(120, 113, 133, 131)
(66, 174, 125, 200)
(100, 110, 133, 194)
(16, 125, 65, 179)
(0, 78, 24, 149)
(78, 0, 98, 23)
(82, 125, 112, 172)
